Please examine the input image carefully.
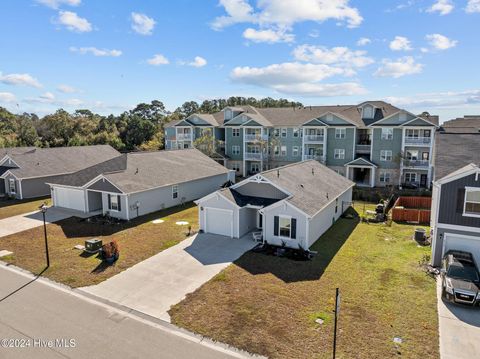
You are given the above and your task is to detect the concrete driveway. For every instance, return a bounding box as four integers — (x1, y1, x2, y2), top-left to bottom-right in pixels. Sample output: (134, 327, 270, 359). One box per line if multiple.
(437, 279, 480, 358)
(80, 233, 257, 322)
(0, 207, 93, 238)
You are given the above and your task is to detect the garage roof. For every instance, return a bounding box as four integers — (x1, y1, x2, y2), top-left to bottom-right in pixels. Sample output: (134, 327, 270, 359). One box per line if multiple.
(50, 149, 231, 194)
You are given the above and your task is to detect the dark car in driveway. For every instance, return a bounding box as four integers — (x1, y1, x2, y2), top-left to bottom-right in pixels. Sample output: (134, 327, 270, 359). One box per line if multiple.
(441, 250, 480, 306)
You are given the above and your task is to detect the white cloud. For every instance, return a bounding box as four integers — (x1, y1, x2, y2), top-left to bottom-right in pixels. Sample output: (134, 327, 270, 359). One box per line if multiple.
(385, 89, 480, 108)
(427, 0, 454, 15)
(292, 45, 374, 68)
(36, 0, 81, 9)
(466, 0, 480, 13)
(131, 12, 156, 35)
(425, 33, 457, 50)
(243, 27, 294, 43)
(374, 56, 423, 78)
(0, 72, 42, 88)
(147, 54, 169, 66)
(389, 36, 412, 51)
(184, 56, 207, 68)
(230, 62, 366, 97)
(57, 84, 78, 93)
(69, 46, 122, 57)
(0, 92, 16, 103)
(211, 0, 363, 31)
(24, 92, 84, 107)
(356, 37, 371, 46)
(57, 11, 92, 32)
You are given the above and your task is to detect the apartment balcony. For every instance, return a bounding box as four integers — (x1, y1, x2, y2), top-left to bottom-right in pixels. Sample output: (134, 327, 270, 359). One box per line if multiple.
(245, 134, 268, 142)
(304, 134, 324, 142)
(176, 133, 193, 141)
(355, 144, 371, 154)
(303, 155, 325, 163)
(403, 159, 430, 168)
(244, 152, 266, 161)
(404, 136, 431, 146)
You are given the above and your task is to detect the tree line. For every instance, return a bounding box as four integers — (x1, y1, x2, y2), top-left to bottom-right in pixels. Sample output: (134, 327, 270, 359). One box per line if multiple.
(0, 97, 303, 151)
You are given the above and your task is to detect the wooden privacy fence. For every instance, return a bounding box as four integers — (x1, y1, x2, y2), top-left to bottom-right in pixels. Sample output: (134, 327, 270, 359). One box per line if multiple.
(391, 196, 432, 224)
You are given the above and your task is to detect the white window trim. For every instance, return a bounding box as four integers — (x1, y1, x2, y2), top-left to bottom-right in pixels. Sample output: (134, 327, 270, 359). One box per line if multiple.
(232, 145, 240, 155)
(334, 148, 345, 159)
(232, 128, 240, 137)
(292, 146, 299, 156)
(463, 187, 480, 218)
(379, 171, 391, 183)
(280, 145, 287, 156)
(172, 185, 179, 199)
(380, 150, 392, 162)
(293, 128, 300, 137)
(335, 128, 346, 139)
(277, 215, 293, 239)
(381, 128, 393, 140)
(281, 128, 287, 138)
(8, 178, 16, 194)
(109, 194, 120, 212)
(405, 172, 417, 183)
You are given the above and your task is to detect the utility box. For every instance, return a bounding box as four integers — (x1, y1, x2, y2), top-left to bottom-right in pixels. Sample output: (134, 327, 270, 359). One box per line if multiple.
(85, 238, 103, 253)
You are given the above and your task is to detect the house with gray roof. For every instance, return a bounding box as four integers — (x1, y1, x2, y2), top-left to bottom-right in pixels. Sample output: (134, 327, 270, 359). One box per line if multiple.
(165, 101, 438, 189)
(0, 145, 120, 199)
(47, 149, 235, 220)
(195, 160, 354, 249)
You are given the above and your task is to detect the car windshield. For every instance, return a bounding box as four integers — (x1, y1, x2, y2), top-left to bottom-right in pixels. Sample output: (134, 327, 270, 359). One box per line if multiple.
(448, 264, 480, 282)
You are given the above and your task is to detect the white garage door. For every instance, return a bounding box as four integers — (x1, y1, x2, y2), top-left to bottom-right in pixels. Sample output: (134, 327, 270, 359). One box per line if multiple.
(54, 187, 85, 212)
(205, 208, 233, 238)
(444, 233, 480, 265)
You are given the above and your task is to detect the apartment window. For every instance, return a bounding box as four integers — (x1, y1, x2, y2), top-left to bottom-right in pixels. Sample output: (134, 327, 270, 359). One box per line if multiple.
(273, 128, 280, 137)
(281, 128, 287, 138)
(424, 129, 431, 138)
(379, 171, 391, 183)
(232, 145, 240, 155)
(422, 152, 429, 161)
(172, 185, 179, 199)
(335, 128, 346, 139)
(405, 172, 416, 183)
(406, 150, 418, 160)
(8, 178, 15, 194)
(108, 194, 121, 212)
(464, 188, 480, 216)
(293, 128, 300, 137)
(274, 216, 297, 239)
(406, 129, 419, 138)
(250, 163, 260, 173)
(380, 150, 392, 161)
(183, 143, 190, 149)
(381, 128, 393, 140)
(281, 145, 287, 156)
(230, 162, 241, 173)
(363, 105, 374, 119)
(274, 146, 279, 156)
(334, 149, 345, 159)
(292, 146, 299, 157)
(232, 128, 240, 137)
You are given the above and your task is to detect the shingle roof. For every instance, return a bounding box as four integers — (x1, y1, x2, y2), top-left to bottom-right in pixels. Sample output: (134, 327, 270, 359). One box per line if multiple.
(434, 133, 480, 180)
(440, 116, 480, 133)
(50, 149, 231, 194)
(261, 160, 354, 216)
(0, 147, 36, 157)
(6, 145, 120, 179)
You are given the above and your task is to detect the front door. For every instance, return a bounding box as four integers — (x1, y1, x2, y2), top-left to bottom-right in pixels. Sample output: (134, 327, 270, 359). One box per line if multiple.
(420, 174, 428, 187)
(257, 212, 263, 229)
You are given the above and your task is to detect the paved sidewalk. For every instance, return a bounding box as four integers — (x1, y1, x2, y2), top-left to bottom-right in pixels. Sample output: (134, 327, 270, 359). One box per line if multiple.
(437, 279, 480, 358)
(80, 233, 256, 322)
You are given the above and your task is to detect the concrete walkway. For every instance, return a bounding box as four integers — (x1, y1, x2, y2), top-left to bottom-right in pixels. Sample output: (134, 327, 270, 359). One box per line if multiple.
(80, 233, 257, 322)
(437, 279, 480, 358)
(0, 207, 98, 238)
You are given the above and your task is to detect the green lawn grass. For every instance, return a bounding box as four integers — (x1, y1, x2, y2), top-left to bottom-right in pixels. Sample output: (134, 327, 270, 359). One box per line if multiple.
(0, 196, 51, 220)
(169, 202, 438, 358)
(0, 203, 198, 288)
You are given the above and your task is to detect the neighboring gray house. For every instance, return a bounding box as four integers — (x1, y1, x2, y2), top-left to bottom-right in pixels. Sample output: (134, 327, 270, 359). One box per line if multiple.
(431, 117, 480, 266)
(0, 145, 120, 199)
(195, 160, 354, 249)
(47, 149, 235, 220)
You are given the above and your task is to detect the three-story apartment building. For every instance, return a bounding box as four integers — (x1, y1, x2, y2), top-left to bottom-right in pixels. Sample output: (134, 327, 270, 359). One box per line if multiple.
(165, 101, 438, 188)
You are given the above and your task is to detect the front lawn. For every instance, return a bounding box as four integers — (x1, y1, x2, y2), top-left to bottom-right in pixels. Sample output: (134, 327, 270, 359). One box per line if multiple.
(0, 196, 50, 220)
(0, 203, 198, 288)
(169, 203, 439, 359)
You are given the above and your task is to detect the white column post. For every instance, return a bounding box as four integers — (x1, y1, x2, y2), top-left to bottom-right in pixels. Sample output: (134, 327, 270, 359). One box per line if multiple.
(242, 127, 246, 176)
(301, 127, 305, 161)
(323, 127, 328, 164)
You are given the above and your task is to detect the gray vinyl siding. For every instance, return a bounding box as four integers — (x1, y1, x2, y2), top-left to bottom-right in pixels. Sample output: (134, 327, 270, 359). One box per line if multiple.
(263, 202, 308, 249)
(198, 194, 239, 237)
(88, 178, 122, 193)
(371, 128, 402, 169)
(431, 227, 480, 266)
(270, 127, 303, 162)
(326, 127, 355, 166)
(165, 128, 176, 149)
(102, 193, 128, 219)
(438, 174, 480, 227)
(239, 207, 258, 237)
(225, 127, 243, 160)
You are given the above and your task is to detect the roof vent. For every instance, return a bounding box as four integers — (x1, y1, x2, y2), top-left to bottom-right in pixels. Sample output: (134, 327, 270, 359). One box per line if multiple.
(312, 168, 315, 175)
(326, 192, 329, 200)
(135, 168, 139, 174)
(277, 169, 280, 178)
(300, 184, 304, 188)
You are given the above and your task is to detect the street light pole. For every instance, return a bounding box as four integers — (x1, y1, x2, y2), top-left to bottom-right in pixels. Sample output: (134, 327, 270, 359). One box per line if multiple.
(39, 203, 50, 268)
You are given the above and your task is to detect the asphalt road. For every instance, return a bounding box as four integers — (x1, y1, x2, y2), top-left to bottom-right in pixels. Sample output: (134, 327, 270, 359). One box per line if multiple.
(0, 265, 250, 359)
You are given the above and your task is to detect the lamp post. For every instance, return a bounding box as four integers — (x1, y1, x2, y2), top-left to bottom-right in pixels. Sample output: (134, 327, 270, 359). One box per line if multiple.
(39, 203, 50, 268)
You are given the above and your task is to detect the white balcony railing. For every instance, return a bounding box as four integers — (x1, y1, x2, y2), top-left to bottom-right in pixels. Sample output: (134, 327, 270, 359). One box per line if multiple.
(303, 155, 325, 162)
(304, 134, 324, 142)
(355, 144, 371, 154)
(244, 152, 265, 161)
(245, 134, 268, 142)
(176, 133, 192, 141)
(404, 136, 431, 145)
(403, 159, 430, 168)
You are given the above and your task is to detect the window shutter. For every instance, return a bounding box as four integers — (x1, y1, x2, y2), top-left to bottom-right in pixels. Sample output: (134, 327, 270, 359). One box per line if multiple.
(274, 216, 279, 236)
(108, 194, 111, 210)
(456, 188, 466, 214)
(117, 196, 121, 211)
(291, 218, 297, 239)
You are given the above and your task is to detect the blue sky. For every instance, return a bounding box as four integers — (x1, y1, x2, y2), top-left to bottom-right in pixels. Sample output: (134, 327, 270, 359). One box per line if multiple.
(0, 0, 479, 122)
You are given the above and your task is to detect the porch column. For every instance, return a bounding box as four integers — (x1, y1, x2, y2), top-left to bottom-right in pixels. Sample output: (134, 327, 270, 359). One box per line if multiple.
(371, 167, 376, 188)
(346, 166, 350, 180)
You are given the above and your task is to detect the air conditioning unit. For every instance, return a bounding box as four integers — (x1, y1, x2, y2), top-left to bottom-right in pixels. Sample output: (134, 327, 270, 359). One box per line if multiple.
(85, 238, 103, 254)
